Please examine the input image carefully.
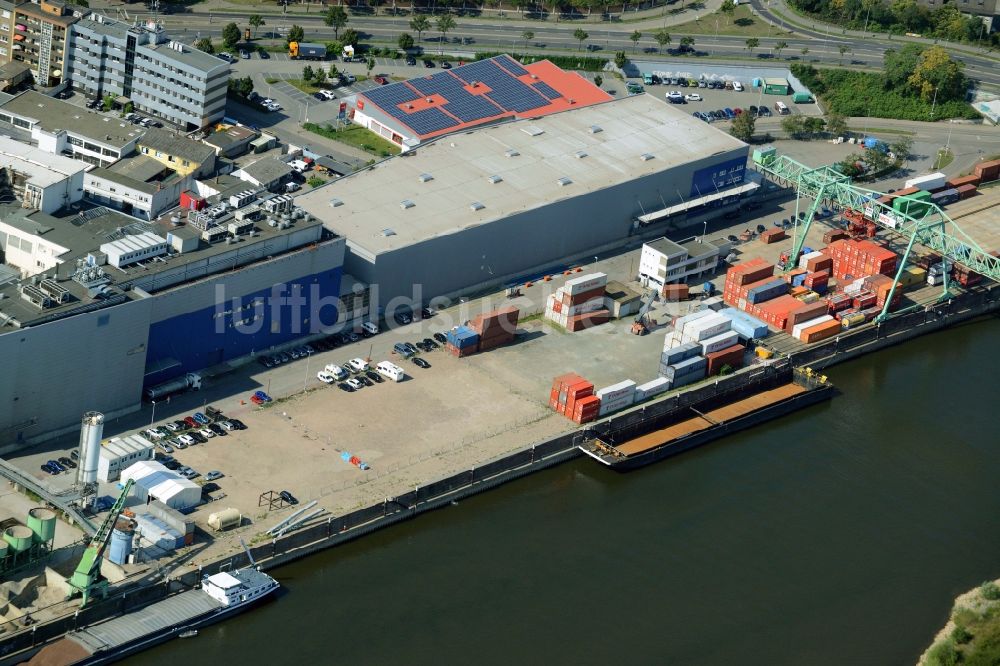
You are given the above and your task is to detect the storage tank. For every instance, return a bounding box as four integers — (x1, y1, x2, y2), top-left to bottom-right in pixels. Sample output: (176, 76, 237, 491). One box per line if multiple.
(77, 412, 104, 485)
(4, 526, 33, 553)
(107, 520, 134, 565)
(207, 507, 242, 532)
(27, 507, 56, 544)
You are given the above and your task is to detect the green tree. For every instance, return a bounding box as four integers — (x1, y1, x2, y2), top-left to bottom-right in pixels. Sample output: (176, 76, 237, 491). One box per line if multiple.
(328, 64, 339, 79)
(194, 37, 214, 54)
(745, 37, 759, 55)
(324, 6, 349, 40)
(654, 28, 671, 54)
(302, 65, 315, 82)
(398, 32, 415, 50)
(825, 112, 848, 136)
(800, 46, 809, 59)
(838, 44, 851, 65)
(781, 114, 806, 137)
(340, 28, 360, 48)
(287, 24, 305, 46)
(222, 22, 241, 49)
(614, 50, 627, 69)
(436, 14, 456, 47)
(630, 30, 642, 53)
(314, 68, 327, 86)
(907, 45, 966, 101)
(123, 102, 133, 114)
(522, 30, 534, 47)
(803, 116, 826, 134)
(730, 110, 755, 142)
(889, 137, 913, 160)
(594, 74, 603, 87)
(410, 15, 430, 42)
(366, 56, 376, 77)
(249, 14, 265, 39)
(720, 0, 736, 23)
(883, 44, 923, 89)
(307, 176, 325, 188)
(680, 36, 695, 53)
(102, 94, 115, 112)
(573, 28, 589, 51)
(773, 40, 788, 58)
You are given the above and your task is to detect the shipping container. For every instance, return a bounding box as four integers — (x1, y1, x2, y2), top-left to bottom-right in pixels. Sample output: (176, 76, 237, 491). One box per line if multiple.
(893, 190, 933, 218)
(635, 377, 672, 401)
(567, 309, 610, 332)
(823, 229, 849, 244)
(725, 260, 774, 287)
(705, 343, 744, 376)
(671, 365, 707, 389)
(564, 297, 606, 317)
(840, 312, 867, 329)
(800, 318, 841, 343)
(792, 315, 833, 340)
(974, 159, 1000, 182)
(930, 188, 959, 206)
(445, 342, 478, 357)
(446, 326, 480, 349)
(904, 172, 947, 191)
(571, 395, 601, 423)
(564, 272, 608, 296)
(662, 340, 702, 365)
(699, 330, 740, 356)
(760, 228, 786, 244)
(681, 313, 732, 343)
(561, 285, 606, 306)
(946, 174, 981, 188)
(661, 355, 707, 381)
(786, 300, 828, 332)
(745, 278, 788, 305)
(661, 283, 690, 301)
(673, 309, 713, 336)
(956, 183, 978, 199)
(719, 308, 769, 339)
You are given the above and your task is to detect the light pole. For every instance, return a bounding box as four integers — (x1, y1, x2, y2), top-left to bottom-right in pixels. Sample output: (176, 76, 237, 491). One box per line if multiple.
(930, 85, 939, 120)
(702, 220, 707, 241)
(303, 350, 313, 393)
(150, 400, 157, 426)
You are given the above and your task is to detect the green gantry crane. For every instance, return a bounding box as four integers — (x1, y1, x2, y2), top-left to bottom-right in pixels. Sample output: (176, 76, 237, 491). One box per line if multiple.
(67, 478, 134, 607)
(752, 146, 1000, 323)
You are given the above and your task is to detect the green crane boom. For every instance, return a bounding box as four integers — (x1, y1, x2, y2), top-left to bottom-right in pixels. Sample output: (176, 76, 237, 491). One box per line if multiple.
(752, 147, 1000, 322)
(68, 479, 134, 607)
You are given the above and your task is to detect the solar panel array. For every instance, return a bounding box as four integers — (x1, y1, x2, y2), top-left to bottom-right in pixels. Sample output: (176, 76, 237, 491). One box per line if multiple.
(495, 54, 529, 76)
(532, 82, 562, 101)
(454, 60, 549, 113)
(362, 56, 556, 137)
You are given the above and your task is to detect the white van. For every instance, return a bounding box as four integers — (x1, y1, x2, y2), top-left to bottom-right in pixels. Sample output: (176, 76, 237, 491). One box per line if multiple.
(362, 321, 379, 336)
(376, 361, 405, 383)
(775, 101, 790, 115)
(732, 80, 744, 92)
(324, 363, 348, 381)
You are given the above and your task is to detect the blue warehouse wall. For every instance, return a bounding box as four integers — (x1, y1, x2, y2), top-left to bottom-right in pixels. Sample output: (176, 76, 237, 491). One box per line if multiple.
(144, 245, 345, 386)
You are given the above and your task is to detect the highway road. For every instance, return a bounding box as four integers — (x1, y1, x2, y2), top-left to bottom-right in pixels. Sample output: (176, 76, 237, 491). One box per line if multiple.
(127, 3, 1000, 89)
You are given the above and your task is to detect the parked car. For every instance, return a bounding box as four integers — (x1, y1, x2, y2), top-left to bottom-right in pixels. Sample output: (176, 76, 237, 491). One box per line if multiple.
(184, 416, 198, 428)
(359, 375, 373, 387)
(259, 49, 270, 59)
(684, 93, 702, 102)
(220, 421, 236, 431)
(338, 382, 354, 392)
(346, 378, 363, 390)
(412, 357, 431, 369)
(240, 49, 250, 59)
(58, 456, 76, 469)
(723, 108, 735, 119)
(178, 434, 196, 446)
(420, 307, 436, 319)
(348, 358, 369, 372)
(194, 412, 209, 425)
(394, 342, 414, 358)
(40, 464, 56, 475)
(405, 55, 416, 65)
(230, 419, 247, 430)
(156, 442, 174, 454)
(48, 460, 65, 472)
(280, 490, 299, 505)
(190, 432, 207, 444)
(433, 332, 448, 344)
(423, 59, 435, 68)
(199, 428, 215, 439)
(205, 471, 224, 482)
(365, 370, 383, 383)
(394, 311, 412, 325)
(70, 450, 80, 461)
(209, 423, 227, 436)
(254, 390, 272, 402)
(317, 370, 337, 384)
(422, 337, 438, 349)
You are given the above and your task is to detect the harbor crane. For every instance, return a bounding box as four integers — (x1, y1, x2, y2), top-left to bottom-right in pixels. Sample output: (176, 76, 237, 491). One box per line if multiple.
(67, 479, 134, 607)
(751, 147, 1000, 323)
(630, 290, 658, 335)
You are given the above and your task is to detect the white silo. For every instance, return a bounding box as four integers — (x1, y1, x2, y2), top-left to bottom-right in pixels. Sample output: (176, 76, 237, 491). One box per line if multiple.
(76, 412, 104, 486)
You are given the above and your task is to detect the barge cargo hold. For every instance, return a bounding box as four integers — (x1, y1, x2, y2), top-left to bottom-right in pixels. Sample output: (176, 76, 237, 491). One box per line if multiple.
(579, 367, 834, 471)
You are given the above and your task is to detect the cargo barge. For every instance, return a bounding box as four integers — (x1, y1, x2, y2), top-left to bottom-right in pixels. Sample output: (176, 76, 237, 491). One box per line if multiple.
(30, 566, 278, 665)
(579, 367, 834, 471)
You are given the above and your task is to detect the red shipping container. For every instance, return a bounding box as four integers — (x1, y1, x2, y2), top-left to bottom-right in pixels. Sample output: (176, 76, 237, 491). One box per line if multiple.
(760, 228, 786, 244)
(705, 344, 744, 376)
(946, 174, 981, 188)
(553, 373, 585, 413)
(827, 294, 853, 313)
(572, 395, 601, 423)
(974, 159, 1000, 181)
(784, 268, 808, 285)
(853, 292, 877, 310)
(562, 286, 605, 307)
(564, 380, 595, 416)
(956, 183, 977, 199)
(805, 255, 833, 274)
(661, 283, 690, 301)
(786, 300, 829, 332)
(549, 387, 560, 411)
(446, 342, 478, 358)
(567, 309, 609, 332)
(726, 259, 774, 287)
(800, 319, 841, 344)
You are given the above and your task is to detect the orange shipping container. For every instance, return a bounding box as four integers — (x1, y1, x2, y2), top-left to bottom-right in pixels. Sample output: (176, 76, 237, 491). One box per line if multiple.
(661, 283, 690, 301)
(705, 343, 744, 376)
(800, 319, 841, 344)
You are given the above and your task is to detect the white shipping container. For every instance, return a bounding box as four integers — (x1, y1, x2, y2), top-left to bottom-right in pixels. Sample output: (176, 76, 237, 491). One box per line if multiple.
(662, 330, 684, 351)
(798, 251, 824, 270)
(564, 272, 608, 296)
(904, 172, 946, 191)
(673, 309, 712, 336)
(596, 379, 636, 400)
(565, 297, 606, 317)
(635, 377, 671, 401)
(681, 315, 731, 343)
(792, 315, 833, 340)
(844, 279, 866, 296)
(598, 393, 635, 416)
(699, 330, 740, 356)
(738, 297, 748, 310)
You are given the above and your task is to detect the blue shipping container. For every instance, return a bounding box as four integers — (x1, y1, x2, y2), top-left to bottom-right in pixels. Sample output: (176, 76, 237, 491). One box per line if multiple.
(662, 355, 707, 381)
(746, 279, 788, 305)
(662, 341, 701, 366)
(447, 326, 480, 349)
(672, 366, 707, 388)
(791, 273, 807, 287)
(721, 308, 769, 340)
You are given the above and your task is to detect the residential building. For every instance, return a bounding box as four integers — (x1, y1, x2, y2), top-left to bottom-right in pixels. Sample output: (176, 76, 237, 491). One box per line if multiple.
(0, 134, 88, 215)
(202, 123, 257, 158)
(137, 127, 216, 178)
(638, 237, 722, 290)
(7, 0, 83, 88)
(235, 158, 293, 191)
(0, 90, 142, 166)
(67, 15, 229, 130)
(0, 60, 29, 91)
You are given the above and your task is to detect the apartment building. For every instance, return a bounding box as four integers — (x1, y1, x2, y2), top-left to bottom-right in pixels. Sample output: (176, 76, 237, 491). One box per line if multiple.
(638, 237, 722, 289)
(67, 16, 229, 130)
(4, 0, 83, 88)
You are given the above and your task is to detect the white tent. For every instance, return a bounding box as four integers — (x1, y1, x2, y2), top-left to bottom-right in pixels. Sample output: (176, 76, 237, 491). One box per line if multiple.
(121, 460, 201, 511)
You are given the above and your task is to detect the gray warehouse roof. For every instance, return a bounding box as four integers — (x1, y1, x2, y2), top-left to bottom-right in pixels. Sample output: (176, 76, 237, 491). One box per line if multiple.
(294, 94, 747, 254)
(0, 91, 143, 149)
(240, 158, 293, 185)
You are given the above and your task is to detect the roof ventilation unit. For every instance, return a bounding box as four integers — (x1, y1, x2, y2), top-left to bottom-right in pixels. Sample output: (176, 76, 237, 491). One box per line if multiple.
(556, 177, 573, 187)
(426, 97, 433, 103)
(504, 148, 519, 158)
(380, 228, 396, 237)
(521, 126, 544, 137)
(640, 153, 655, 162)
(589, 125, 603, 134)
(575, 150, 588, 159)
(400, 199, 415, 209)
(488, 174, 503, 184)
(329, 198, 343, 207)
(418, 172, 434, 183)
(469, 201, 485, 211)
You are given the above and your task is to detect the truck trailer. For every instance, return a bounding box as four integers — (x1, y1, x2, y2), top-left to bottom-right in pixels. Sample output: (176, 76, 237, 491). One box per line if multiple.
(144, 373, 202, 402)
(289, 42, 327, 60)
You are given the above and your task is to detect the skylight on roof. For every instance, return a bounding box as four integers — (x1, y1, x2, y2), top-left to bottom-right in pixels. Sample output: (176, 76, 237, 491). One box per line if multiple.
(504, 148, 519, 158)
(488, 174, 503, 184)
(575, 151, 588, 159)
(329, 198, 344, 207)
(418, 173, 434, 182)
(589, 125, 603, 134)
(470, 201, 485, 211)
(400, 200, 415, 209)
(380, 228, 396, 237)
(521, 126, 544, 137)
(556, 177, 573, 187)
(640, 153, 655, 161)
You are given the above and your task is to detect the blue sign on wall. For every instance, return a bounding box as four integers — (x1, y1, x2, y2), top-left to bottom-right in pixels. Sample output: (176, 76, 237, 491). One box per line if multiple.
(690, 158, 746, 198)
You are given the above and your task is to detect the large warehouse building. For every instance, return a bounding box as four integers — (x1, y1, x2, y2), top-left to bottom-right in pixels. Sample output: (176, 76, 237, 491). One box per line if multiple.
(296, 93, 754, 307)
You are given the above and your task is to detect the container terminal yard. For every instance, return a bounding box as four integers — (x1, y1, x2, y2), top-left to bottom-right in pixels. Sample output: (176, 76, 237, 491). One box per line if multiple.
(0, 67, 997, 663)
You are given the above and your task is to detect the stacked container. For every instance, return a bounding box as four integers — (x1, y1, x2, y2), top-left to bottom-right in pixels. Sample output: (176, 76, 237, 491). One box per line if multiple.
(660, 339, 701, 376)
(661, 284, 690, 301)
(825, 239, 897, 281)
(719, 308, 769, 340)
(660, 356, 707, 388)
(705, 344, 744, 376)
(797, 318, 841, 343)
(946, 174, 981, 189)
(550, 373, 585, 413)
(753, 295, 802, 331)
(956, 183, 978, 200)
(471, 306, 519, 352)
(785, 300, 829, 333)
(596, 380, 637, 417)
(974, 159, 1000, 182)
(699, 330, 740, 355)
(571, 395, 601, 424)
(563, 380, 596, 418)
(822, 229, 849, 244)
(863, 274, 902, 310)
(792, 315, 834, 340)
(803, 271, 829, 294)
(681, 313, 731, 344)
(545, 273, 609, 330)
(635, 377, 672, 402)
(446, 326, 481, 357)
(723, 259, 774, 306)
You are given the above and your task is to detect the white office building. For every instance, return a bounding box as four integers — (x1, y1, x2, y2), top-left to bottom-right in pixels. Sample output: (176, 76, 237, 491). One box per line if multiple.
(638, 237, 723, 289)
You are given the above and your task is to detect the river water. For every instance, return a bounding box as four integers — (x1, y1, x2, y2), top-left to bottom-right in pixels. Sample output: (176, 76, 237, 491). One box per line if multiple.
(144, 316, 1000, 666)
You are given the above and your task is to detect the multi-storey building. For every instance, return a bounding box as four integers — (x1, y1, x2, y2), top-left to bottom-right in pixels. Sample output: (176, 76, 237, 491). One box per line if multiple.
(67, 15, 228, 130)
(6, 0, 83, 88)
